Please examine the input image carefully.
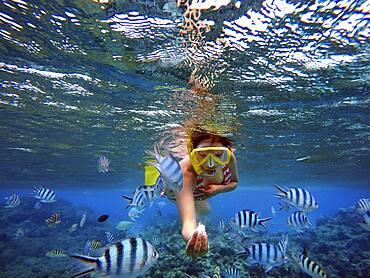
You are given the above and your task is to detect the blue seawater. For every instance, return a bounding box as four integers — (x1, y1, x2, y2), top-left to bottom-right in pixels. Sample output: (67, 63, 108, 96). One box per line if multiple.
(0, 0, 369, 277)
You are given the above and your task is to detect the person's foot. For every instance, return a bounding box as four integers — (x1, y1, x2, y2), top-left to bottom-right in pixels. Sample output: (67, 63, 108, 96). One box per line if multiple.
(185, 224, 208, 259)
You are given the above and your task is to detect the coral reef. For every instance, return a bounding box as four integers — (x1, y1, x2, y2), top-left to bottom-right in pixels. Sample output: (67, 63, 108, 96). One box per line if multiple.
(0, 197, 369, 277)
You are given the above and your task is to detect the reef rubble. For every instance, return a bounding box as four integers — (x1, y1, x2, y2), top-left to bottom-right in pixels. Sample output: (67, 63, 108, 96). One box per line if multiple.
(0, 197, 369, 277)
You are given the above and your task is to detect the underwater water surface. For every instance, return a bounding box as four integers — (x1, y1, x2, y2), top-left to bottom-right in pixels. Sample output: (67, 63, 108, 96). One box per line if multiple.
(0, 0, 369, 277)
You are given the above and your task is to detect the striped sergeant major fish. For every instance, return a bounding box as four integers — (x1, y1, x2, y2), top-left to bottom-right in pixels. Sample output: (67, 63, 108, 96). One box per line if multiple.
(237, 233, 289, 273)
(32, 186, 56, 203)
(105, 232, 115, 244)
(274, 184, 318, 212)
(45, 212, 61, 226)
(297, 248, 327, 278)
(356, 198, 370, 214)
(71, 237, 159, 278)
(230, 209, 272, 232)
(146, 143, 183, 192)
(122, 185, 158, 210)
(221, 266, 240, 278)
(46, 249, 67, 258)
(288, 211, 311, 233)
(217, 216, 225, 231)
(4, 193, 20, 208)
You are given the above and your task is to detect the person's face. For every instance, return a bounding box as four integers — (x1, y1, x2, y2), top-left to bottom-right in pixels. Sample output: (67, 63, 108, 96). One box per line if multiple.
(195, 139, 224, 170)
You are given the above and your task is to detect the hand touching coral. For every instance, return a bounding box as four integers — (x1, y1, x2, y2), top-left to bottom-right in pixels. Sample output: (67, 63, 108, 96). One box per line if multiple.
(185, 224, 208, 259)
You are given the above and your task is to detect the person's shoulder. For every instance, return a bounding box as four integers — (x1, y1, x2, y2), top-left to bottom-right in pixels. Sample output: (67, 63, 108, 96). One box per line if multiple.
(179, 156, 190, 167)
(180, 158, 196, 175)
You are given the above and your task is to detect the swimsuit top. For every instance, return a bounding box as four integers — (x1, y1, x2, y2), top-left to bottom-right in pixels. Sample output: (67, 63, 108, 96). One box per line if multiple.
(192, 165, 232, 200)
(195, 164, 232, 188)
(164, 164, 232, 201)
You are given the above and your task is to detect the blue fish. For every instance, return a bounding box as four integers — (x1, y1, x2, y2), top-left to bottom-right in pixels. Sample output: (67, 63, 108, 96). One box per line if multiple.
(146, 143, 183, 192)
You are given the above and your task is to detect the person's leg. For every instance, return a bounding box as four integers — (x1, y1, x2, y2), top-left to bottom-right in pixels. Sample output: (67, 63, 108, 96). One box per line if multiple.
(195, 200, 211, 216)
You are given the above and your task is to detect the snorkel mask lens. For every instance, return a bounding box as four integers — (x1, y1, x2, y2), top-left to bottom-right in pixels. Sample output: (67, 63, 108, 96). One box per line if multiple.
(190, 147, 232, 169)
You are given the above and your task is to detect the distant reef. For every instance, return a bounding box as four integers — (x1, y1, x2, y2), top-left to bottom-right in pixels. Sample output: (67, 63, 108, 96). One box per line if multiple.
(0, 197, 369, 277)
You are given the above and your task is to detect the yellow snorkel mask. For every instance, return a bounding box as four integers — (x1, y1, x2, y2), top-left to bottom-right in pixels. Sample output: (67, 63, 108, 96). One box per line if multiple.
(189, 146, 232, 175)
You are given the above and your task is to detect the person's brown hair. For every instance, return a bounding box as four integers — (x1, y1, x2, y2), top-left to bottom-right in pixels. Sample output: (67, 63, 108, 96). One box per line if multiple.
(187, 128, 233, 152)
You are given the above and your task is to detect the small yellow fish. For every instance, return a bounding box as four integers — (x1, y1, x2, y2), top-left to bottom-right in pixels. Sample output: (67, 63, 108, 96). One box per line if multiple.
(154, 85, 173, 91)
(213, 266, 221, 278)
(46, 249, 67, 257)
(45, 212, 61, 226)
(83, 239, 102, 254)
(90, 239, 102, 250)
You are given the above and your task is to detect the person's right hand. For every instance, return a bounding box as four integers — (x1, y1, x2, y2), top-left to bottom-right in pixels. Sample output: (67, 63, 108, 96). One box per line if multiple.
(185, 224, 208, 259)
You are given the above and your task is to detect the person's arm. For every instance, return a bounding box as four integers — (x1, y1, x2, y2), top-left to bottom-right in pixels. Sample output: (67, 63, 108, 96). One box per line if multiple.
(175, 160, 198, 242)
(175, 159, 208, 259)
(220, 181, 238, 192)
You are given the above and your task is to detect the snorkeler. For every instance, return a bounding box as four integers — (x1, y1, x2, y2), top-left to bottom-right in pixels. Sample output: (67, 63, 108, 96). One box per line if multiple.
(166, 129, 239, 259)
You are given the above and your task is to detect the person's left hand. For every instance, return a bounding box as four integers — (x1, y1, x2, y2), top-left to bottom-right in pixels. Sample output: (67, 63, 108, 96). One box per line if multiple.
(197, 184, 224, 197)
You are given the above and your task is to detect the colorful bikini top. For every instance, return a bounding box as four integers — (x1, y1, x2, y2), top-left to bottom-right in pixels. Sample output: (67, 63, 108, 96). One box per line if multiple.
(195, 164, 232, 188)
(164, 165, 232, 201)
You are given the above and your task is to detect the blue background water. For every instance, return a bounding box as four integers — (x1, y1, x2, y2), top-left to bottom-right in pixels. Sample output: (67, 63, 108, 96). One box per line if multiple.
(2, 185, 369, 233)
